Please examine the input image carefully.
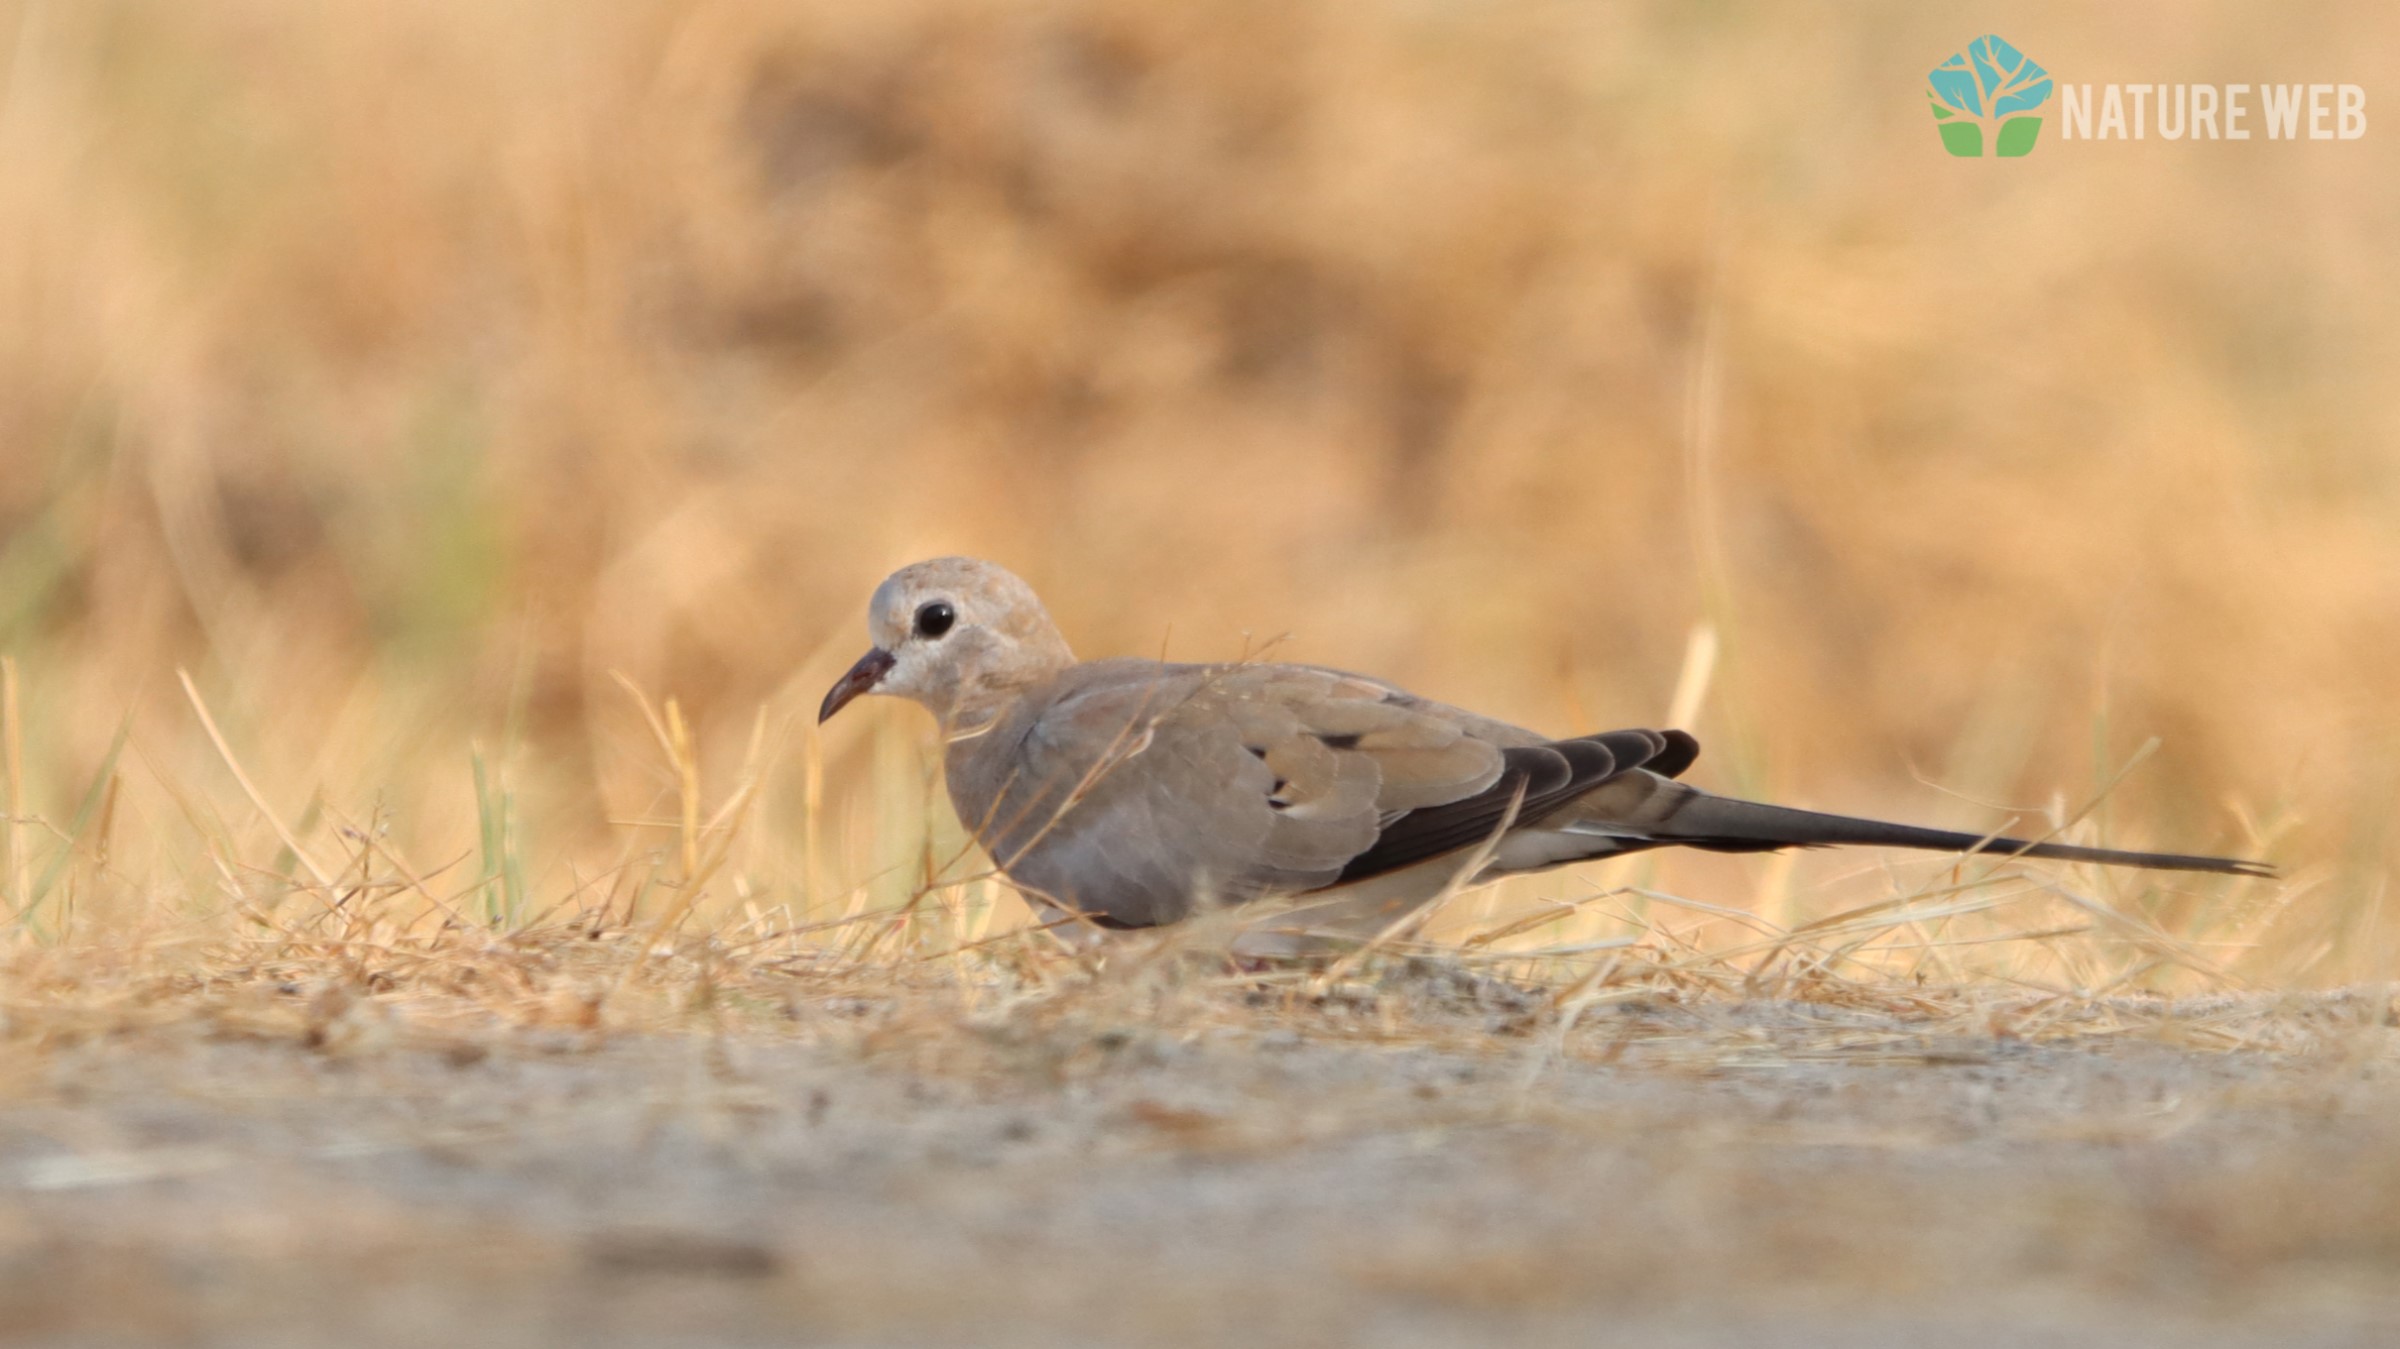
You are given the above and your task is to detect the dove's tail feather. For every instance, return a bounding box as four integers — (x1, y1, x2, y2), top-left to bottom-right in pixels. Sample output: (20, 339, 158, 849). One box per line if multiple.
(1644, 793, 2276, 878)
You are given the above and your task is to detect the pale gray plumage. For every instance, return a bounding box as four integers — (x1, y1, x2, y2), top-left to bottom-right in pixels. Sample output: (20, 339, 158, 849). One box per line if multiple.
(819, 557, 2273, 937)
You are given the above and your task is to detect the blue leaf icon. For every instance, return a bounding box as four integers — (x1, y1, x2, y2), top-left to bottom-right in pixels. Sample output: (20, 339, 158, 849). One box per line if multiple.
(1972, 35, 2052, 116)
(1929, 53, 1984, 117)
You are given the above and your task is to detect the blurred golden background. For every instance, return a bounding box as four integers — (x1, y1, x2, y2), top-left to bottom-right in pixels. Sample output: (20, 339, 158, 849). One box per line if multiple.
(0, 0, 2392, 980)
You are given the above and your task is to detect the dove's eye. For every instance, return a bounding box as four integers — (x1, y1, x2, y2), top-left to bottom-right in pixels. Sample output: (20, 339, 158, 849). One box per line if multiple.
(914, 601, 956, 640)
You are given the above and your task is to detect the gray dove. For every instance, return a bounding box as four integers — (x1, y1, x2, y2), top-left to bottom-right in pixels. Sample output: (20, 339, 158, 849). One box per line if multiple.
(818, 558, 2272, 940)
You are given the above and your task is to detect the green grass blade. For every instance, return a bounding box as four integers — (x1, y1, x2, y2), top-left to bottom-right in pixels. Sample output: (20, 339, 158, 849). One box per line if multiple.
(15, 709, 135, 937)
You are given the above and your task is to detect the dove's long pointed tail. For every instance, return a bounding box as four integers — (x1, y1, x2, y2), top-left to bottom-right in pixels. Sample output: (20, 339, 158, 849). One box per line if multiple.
(1640, 793, 2275, 878)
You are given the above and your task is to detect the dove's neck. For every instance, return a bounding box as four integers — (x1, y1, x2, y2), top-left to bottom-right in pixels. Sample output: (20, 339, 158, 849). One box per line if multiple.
(939, 626, 1075, 738)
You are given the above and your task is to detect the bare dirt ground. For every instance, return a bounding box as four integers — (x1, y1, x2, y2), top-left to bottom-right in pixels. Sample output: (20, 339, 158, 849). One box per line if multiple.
(4, 972, 2398, 1349)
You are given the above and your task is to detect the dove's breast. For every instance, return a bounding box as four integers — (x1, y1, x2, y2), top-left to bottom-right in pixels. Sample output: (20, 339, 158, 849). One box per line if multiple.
(942, 661, 1293, 927)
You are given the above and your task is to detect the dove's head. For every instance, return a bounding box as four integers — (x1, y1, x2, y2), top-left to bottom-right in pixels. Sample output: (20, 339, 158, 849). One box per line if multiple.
(819, 557, 1076, 730)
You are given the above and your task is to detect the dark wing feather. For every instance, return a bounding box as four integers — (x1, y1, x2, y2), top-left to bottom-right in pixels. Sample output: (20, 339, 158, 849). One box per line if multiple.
(1334, 736, 1620, 883)
(1648, 729, 1701, 779)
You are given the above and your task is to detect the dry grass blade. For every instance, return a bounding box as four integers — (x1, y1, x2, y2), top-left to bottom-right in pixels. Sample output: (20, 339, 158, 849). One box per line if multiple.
(178, 668, 334, 889)
(2041, 882, 2250, 991)
(2, 657, 23, 915)
(1310, 780, 1532, 992)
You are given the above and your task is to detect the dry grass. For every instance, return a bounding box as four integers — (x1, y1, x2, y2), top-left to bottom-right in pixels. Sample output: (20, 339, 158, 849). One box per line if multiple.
(0, 0, 2389, 993)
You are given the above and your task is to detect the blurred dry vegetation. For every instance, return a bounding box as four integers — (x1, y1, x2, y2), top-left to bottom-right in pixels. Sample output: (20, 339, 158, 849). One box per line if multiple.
(0, 0, 2395, 996)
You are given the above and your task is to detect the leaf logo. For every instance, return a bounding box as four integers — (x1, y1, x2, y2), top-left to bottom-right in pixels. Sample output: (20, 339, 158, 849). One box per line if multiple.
(1928, 35, 2053, 157)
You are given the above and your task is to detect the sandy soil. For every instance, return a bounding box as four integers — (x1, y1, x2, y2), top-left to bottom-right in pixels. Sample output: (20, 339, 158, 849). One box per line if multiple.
(3, 978, 2397, 1348)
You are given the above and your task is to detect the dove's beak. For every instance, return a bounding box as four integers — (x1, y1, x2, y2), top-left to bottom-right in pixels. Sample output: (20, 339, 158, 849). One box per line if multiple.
(819, 647, 896, 724)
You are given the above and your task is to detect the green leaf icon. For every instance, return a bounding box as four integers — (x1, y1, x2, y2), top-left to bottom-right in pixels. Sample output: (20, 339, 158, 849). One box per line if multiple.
(1938, 122, 1984, 157)
(1996, 117, 2042, 157)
